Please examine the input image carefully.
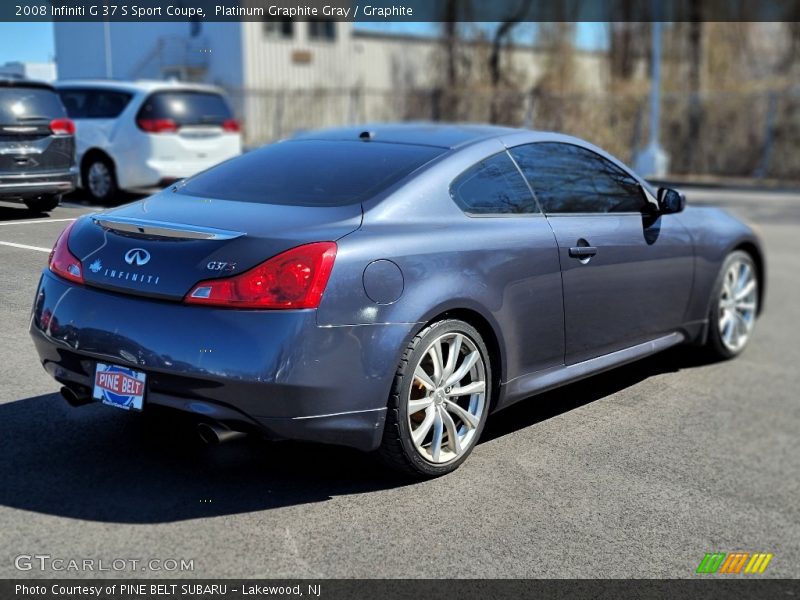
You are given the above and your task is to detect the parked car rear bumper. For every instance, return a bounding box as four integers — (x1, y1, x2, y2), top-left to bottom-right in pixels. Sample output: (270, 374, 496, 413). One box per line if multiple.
(29, 270, 415, 451)
(0, 168, 78, 199)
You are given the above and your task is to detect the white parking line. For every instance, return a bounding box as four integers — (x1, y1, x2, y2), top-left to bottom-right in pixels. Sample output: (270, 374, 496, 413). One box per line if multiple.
(0, 218, 76, 226)
(0, 241, 51, 253)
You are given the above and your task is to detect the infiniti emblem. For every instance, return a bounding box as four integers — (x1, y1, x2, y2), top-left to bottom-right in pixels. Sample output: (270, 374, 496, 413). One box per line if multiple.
(124, 248, 151, 266)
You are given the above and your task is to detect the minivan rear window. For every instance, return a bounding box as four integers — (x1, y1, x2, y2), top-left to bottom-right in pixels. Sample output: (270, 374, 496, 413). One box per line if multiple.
(136, 91, 233, 126)
(176, 139, 445, 206)
(0, 86, 65, 124)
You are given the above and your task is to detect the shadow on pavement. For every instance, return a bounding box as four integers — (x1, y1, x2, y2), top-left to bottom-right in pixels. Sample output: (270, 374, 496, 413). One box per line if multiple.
(482, 345, 712, 442)
(0, 204, 51, 222)
(0, 347, 709, 524)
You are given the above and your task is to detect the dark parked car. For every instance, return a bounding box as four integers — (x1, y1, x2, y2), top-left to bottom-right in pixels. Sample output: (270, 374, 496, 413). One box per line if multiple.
(0, 77, 77, 213)
(30, 124, 764, 477)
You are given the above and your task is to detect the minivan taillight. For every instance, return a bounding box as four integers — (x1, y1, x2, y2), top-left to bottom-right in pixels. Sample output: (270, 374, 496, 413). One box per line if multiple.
(222, 119, 240, 133)
(49, 118, 75, 135)
(185, 242, 337, 309)
(48, 221, 83, 284)
(137, 118, 178, 133)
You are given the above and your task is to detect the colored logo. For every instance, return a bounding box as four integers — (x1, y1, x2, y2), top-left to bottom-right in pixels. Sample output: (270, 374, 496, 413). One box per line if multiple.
(89, 259, 103, 273)
(94, 364, 145, 409)
(124, 248, 151, 266)
(696, 552, 773, 574)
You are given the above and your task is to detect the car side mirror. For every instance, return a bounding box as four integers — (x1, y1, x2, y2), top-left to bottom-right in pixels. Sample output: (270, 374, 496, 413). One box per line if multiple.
(657, 187, 686, 214)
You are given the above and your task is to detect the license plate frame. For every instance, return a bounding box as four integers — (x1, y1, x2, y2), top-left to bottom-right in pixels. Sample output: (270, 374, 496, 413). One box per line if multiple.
(92, 362, 146, 411)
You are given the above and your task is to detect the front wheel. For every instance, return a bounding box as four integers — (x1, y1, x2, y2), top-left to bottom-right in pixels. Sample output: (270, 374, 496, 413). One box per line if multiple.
(378, 319, 492, 477)
(705, 250, 759, 360)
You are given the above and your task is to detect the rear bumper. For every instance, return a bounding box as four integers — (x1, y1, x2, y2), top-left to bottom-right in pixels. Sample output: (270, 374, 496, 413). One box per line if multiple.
(29, 270, 415, 451)
(0, 168, 78, 199)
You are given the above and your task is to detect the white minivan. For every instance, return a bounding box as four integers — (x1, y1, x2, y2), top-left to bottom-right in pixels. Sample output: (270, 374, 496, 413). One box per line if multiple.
(55, 80, 242, 202)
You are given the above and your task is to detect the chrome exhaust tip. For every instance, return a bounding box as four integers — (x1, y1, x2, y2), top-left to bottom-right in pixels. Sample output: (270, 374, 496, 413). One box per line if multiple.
(197, 422, 247, 445)
(60, 386, 92, 407)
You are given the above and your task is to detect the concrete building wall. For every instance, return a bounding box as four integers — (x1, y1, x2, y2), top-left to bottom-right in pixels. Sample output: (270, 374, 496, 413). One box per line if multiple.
(0, 61, 57, 82)
(53, 22, 244, 88)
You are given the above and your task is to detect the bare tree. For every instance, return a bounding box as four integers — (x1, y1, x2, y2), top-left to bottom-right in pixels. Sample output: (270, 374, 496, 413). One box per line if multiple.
(488, 0, 532, 122)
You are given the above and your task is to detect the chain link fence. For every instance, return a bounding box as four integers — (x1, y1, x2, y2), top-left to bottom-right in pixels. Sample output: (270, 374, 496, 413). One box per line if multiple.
(228, 88, 800, 181)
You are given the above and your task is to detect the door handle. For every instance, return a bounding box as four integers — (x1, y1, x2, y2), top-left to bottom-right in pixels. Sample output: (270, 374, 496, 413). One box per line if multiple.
(568, 246, 598, 258)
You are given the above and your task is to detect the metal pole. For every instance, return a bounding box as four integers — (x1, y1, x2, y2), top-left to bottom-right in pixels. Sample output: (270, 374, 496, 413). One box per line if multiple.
(633, 19, 668, 177)
(649, 21, 662, 147)
(103, 20, 113, 78)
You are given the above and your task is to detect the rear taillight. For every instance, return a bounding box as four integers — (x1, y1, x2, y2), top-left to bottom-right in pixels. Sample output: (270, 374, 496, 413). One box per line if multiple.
(137, 118, 178, 133)
(48, 221, 83, 284)
(185, 242, 337, 309)
(222, 119, 240, 133)
(49, 118, 75, 135)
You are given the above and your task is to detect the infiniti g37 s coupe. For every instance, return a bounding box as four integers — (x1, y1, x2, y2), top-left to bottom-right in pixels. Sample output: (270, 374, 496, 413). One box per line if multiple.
(30, 124, 764, 477)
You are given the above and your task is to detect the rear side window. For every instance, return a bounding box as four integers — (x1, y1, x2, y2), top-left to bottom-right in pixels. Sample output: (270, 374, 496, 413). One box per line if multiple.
(58, 89, 132, 119)
(0, 86, 65, 124)
(137, 91, 232, 126)
(450, 152, 539, 215)
(509, 142, 645, 214)
(176, 139, 445, 206)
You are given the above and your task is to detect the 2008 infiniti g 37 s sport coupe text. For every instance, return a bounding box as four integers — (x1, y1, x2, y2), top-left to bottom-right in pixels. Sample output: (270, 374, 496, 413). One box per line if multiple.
(30, 124, 764, 477)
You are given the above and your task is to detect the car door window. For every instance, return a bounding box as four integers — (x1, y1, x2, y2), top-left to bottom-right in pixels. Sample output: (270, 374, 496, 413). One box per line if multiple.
(450, 152, 540, 216)
(510, 142, 646, 214)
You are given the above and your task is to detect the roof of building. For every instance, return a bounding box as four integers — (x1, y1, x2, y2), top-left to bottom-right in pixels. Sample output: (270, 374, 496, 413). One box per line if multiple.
(291, 122, 524, 149)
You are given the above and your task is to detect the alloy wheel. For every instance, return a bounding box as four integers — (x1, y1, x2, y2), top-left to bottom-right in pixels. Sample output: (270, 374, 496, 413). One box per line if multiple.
(88, 162, 112, 198)
(718, 258, 758, 353)
(407, 332, 487, 464)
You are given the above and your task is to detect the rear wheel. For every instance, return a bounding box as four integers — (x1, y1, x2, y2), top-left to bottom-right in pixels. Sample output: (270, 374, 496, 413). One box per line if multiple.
(705, 250, 759, 360)
(378, 319, 491, 477)
(83, 155, 118, 203)
(24, 194, 61, 214)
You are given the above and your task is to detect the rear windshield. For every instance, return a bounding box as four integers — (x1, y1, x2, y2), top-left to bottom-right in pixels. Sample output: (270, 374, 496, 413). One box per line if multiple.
(137, 91, 232, 126)
(0, 86, 65, 124)
(176, 140, 445, 206)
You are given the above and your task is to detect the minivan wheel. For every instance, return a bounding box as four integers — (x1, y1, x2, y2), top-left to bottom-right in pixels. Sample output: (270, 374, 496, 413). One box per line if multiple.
(378, 319, 491, 478)
(83, 156, 118, 203)
(705, 250, 759, 360)
(24, 194, 61, 213)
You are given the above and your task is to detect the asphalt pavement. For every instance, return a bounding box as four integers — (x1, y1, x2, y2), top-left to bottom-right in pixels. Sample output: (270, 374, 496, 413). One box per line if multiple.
(0, 188, 797, 578)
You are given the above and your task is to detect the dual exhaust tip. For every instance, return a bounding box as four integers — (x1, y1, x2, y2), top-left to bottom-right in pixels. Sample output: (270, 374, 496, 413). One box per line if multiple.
(196, 421, 247, 445)
(59, 386, 246, 445)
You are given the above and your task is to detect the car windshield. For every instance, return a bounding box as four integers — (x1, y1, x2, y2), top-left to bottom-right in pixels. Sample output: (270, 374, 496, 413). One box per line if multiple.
(175, 139, 445, 206)
(0, 86, 65, 125)
(137, 91, 233, 126)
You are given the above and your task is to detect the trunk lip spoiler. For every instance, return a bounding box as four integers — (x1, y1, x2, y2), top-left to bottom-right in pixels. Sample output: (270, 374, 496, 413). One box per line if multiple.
(91, 215, 245, 241)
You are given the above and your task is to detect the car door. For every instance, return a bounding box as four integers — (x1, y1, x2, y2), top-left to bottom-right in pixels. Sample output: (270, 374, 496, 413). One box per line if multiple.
(509, 142, 694, 365)
(448, 150, 565, 380)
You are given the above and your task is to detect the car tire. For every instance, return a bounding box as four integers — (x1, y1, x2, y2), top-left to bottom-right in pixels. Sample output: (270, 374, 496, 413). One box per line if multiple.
(378, 319, 492, 478)
(82, 155, 118, 204)
(705, 250, 759, 360)
(24, 194, 61, 214)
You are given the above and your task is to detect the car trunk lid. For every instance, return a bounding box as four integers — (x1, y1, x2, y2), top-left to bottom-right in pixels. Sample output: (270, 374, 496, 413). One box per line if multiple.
(69, 190, 362, 301)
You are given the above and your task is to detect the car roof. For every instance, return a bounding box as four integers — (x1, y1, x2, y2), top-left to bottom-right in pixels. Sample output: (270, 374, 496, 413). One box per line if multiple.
(291, 123, 526, 150)
(53, 79, 225, 94)
(0, 77, 55, 91)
